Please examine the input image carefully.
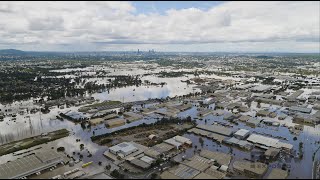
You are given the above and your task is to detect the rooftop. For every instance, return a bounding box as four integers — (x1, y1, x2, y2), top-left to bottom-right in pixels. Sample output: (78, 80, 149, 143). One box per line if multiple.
(196, 124, 233, 137)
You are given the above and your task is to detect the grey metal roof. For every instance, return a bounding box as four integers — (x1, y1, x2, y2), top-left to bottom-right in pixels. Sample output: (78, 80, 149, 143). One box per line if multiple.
(196, 124, 233, 136)
(0, 150, 63, 179)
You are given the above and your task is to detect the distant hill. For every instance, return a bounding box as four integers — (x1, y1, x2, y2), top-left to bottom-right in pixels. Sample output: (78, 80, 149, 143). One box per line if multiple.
(0, 49, 27, 55)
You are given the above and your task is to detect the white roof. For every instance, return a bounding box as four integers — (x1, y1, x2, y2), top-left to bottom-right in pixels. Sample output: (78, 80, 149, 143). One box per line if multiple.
(234, 129, 250, 137)
(109, 142, 138, 153)
(164, 138, 182, 147)
(247, 134, 279, 147)
(140, 156, 155, 164)
(173, 135, 192, 144)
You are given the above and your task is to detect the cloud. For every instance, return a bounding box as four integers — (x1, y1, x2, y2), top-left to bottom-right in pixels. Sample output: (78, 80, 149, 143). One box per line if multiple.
(0, 1, 318, 52)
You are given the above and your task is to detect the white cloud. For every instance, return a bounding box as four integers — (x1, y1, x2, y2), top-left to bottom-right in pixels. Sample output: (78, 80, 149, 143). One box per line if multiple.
(0, 1, 318, 52)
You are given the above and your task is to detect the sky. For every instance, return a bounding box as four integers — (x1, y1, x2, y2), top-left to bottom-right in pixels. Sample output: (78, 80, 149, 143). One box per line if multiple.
(0, 1, 319, 53)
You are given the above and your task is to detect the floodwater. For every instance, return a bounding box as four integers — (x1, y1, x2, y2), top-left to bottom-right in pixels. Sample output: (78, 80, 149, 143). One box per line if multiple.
(0, 65, 319, 179)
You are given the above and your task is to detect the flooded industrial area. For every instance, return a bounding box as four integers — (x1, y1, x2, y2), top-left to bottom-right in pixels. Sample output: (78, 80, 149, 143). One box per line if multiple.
(0, 53, 319, 179)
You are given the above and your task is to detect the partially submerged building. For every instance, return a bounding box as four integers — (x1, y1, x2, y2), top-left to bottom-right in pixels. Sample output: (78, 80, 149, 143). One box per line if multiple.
(266, 168, 289, 179)
(0, 150, 65, 179)
(234, 129, 250, 140)
(233, 160, 268, 178)
(247, 134, 293, 151)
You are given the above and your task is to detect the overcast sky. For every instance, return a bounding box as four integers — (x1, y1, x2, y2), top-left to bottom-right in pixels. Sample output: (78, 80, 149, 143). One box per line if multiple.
(0, 1, 319, 52)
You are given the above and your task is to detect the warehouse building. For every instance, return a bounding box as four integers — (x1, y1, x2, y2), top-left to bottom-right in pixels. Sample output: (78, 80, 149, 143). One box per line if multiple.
(266, 168, 289, 179)
(288, 106, 312, 114)
(0, 150, 65, 179)
(247, 134, 293, 151)
(199, 149, 232, 166)
(246, 117, 262, 127)
(233, 160, 268, 178)
(181, 155, 211, 172)
(234, 129, 250, 140)
(109, 142, 139, 158)
(196, 124, 233, 137)
(255, 97, 283, 106)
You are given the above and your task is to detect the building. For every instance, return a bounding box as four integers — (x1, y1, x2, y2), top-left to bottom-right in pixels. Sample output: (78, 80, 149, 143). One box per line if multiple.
(193, 172, 216, 179)
(181, 155, 211, 172)
(172, 135, 192, 146)
(251, 85, 273, 93)
(263, 119, 280, 126)
(293, 113, 320, 125)
(188, 128, 227, 143)
(105, 118, 125, 128)
(196, 124, 233, 137)
(288, 106, 312, 114)
(223, 113, 240, 121)
(128, 158, 151, 169)
(287, 90, 304, 102)
(246, 117, 262, 127)
(266, 168, 288, 179)
(247, 134, 293, 151)
(151, 142, 175, 155)
(148, 134, 157, 140)
(140, 156, 155, 165)
(239, 115, 251, 122)
(233, 161, 268, 178)
(255, 97, 283, 106)
(234, 84, 256, 90)
(160, 171, 181, 179)
(164, 138, 182, 149)
(204, 165, 227, 179)
(223, 137, 253, 150)
(256, 110, 271, 117)
(264, 147, 281, 160)
(0, 150, 65, 179)
(109, 142, 139, 158)
(168, 164, 200, 179)
(199, 149, 232, 166)
(234, 129, 250, 140)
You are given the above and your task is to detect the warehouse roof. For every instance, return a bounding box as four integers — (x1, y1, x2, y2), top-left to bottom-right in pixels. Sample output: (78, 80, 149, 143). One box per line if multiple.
(288, 106, 312, 114)
(200, 149, 232, 166)
(0, 150, 64, 179)
(164, 138, 182, 148)
(160, 171, 181, 179)
(247, 134, 279, 147)
(233, 161, 268, 176)
(234, 129, 250, 137)
(152, 142, 175, 154)
(109, 142, 138, 154)
(193, 172, 216, 179)
(182, 155, 211, 172)
(196, 124, 233, 136)
(266, 168, 288, 179)
(169, 164, 200, 179)
(204, 166, 226, 179)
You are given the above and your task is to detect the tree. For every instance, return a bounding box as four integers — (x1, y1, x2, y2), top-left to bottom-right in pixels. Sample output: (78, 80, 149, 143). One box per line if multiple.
(150, 173, 157, 179)
(199, 137, 204, 147)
